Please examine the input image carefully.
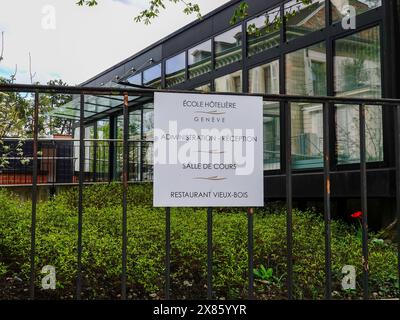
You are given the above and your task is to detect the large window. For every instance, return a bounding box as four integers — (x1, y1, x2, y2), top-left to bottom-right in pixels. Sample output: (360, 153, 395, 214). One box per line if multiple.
(249, 60, 280, 170)
(215, 70, 242, 93)
(286, 42, 327, 169)
(247, 7, 280, 57)
(188, 40, 212, 79)
(166, 52, 186, 88)
(143, 64, 162, 88)
(334, 26, 382, 164)
(284, 0, 325, 42)
(331, 0, 381, 23)
(215, 26, 242, 70)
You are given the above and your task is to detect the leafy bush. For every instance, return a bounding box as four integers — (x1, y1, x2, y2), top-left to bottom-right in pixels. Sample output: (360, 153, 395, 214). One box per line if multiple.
(0, 186, 398, 300)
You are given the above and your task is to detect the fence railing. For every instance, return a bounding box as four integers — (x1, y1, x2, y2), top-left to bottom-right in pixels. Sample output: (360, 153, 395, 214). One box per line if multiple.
(0, 83, 399, 300)
(0, 138, 153, 186)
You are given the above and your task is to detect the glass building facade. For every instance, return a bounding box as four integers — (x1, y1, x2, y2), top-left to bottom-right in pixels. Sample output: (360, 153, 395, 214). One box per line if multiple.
(74, 0, 391, 183)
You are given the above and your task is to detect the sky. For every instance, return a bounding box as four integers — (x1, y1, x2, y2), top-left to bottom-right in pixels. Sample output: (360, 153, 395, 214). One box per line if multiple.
(0, 0, 229, 85)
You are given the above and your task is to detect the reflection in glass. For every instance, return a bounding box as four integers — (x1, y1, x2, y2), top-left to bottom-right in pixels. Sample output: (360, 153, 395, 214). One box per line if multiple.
(142, 105, 154, 141)
(286, 42, 326, 168)
(215, 26, 242, 69)
(127, 73, 141, 86)
(129, 110, 141, 140)
(263, 103, 280, 170)
(284, 0, 325, 42)
(166, 52, 186, 87)
(214, 70, 242, 93)
(188, 40, 212, 79)
(334, 26, 382, 164)
(291, 102, 324, 169)
(331, 0, 381, 22)
(142, 104, 154, 180)
(96, 119, 110, 180)
(249, 60, 280, 95)
(286, 42, 327, 96)
(247, 7, 281, 57)
(195, 83, 212, 92)
(84, 125, 95, 174)
(143, 64, 162, 88)
(249, 60, 280, 170)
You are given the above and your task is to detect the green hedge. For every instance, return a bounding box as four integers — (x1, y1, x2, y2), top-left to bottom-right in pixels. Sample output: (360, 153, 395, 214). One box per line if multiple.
(0, 184, 398, 300)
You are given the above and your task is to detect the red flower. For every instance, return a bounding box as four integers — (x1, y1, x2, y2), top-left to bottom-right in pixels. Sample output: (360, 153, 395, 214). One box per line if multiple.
(351, 211, 362, 219)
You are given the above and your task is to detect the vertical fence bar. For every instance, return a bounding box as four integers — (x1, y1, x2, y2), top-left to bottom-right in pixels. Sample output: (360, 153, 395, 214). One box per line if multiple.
(29, 91, 39, 299)
(323, 102, 332, 300)
(285, 101, 293, 300)
(165, 207, 171, 300)
(121, 93, 129, 300)
(248, 208, 254, 300)
(76, 93, 85, 299)
(359, 103, 369, 300)
(396, 105, 400, 300)
(207, 207, 213, 300)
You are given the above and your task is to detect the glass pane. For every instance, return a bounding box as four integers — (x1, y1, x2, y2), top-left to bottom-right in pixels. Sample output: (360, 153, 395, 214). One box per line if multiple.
(166, 52, 186, 88)
(247, 7, 281, 57)
(249, 60, 280, 95)
(215, 26, 243, 69)
(331, 0, 381, 23)
(286, 42, 326, 169)
(334, 26, 382, 164)
(188, 40, 212, 79)
(143, 63, 162, 88)
(126, 73, 141, 86)
(195, 83, 212, 92)
(284, 0, 325, 42)
(84, 125, 95, 174)
(143, 105, 154, 141)
(115, 116, 123, 180)
(96, 119, 110, 180)
(129, 110, 141, 140)
(249, 60, 280, 170)
(214, 70, 242, 93)
(263, 102, 281, 170)
(291, 103, 324, 169)
(286, 42, 327, 96)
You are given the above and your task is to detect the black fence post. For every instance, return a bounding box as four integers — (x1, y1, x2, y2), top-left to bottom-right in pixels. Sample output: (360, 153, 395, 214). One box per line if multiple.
(76, 93, 85, 299)
(323, 102, 332, 299)
(359, 103, 369, 300)
(207, 207, 213, 300)
(121, 93, 129, 300)
(29, 91, 39, 300)
(248, 208, 254, 300)
(285, 101, 293, 300)
(165, 207, 171, 299)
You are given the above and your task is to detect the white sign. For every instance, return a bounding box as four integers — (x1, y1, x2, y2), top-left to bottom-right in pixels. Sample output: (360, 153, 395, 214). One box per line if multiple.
(153, 92, 264, 207)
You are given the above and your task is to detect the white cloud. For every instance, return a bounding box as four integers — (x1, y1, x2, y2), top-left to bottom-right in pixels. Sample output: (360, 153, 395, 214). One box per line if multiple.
(0, 0, 230, 85)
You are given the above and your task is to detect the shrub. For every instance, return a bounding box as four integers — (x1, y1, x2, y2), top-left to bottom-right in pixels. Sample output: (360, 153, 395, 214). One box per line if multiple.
(0, 186, 398, 300)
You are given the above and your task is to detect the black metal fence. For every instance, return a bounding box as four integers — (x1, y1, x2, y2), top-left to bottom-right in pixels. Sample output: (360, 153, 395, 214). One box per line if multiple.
(0, 83, 399, 300)
(0, 138, 153, 185)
